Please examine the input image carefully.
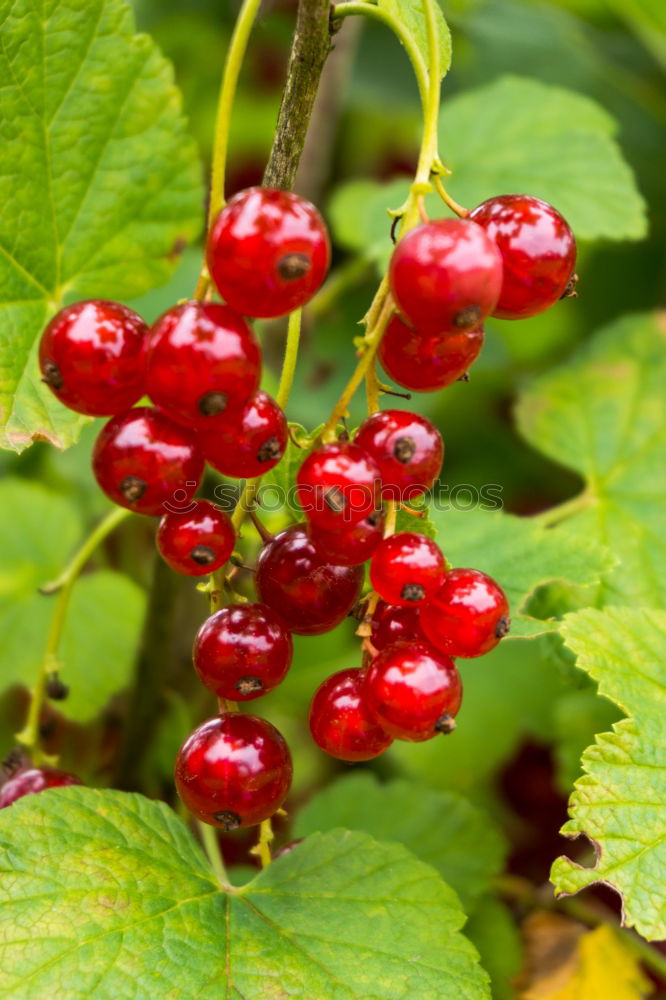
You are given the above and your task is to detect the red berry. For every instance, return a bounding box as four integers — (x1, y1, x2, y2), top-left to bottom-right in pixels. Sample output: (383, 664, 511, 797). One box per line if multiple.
(370, 532, 445, 606)
(389, 219, 503, 332)
(146, 301, 261, 427)
(355, 409, 443, 500)
(193, 603, 293, 700)
(255, 525, 364, 635)
(296, 442, 381, 530)
(309, 668, 393, 762)
(371, 600, 426, 651)
(38, 299, 148, 416)
(197, 391, 287, 479)
(420, 568, 510, 658)
(0, 767, 81, 807)
(469, 195, 576, 320)
(92, 406, 204, 516)
(207, 187, 330, 318)
(308, 508, 385, 567)
(156, 500, 235, 576)
(379, 316, 484, 391)
(174, 713, 292, 829)
(363, 641, 462, 742)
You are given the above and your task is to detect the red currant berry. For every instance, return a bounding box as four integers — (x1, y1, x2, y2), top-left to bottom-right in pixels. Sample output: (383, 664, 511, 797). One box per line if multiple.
(38, 299, 148, 416)
(370, 532, 445, 606)
(355, 409, 443, 500)
(255, 525, 364, 635)
(296, 442, 381, 530)
(146, 301, 261, 427)
(193, 603, 293, 700)
(156, 500, 235, 576)
(389, 219, 503, 333)
(207, 187, 330, 318)
(308, 508, 385, 567)
(0, 767, 81, 807)
(309, 668, 393, 762)
(363, 641, 462, 742)
(420, 568, 510, 658)
(175, 713, 292, 829)
(379, 316, 484, 391)
(370, 600, 426, 651)
(92, 406, 204, 516)
(197, 392, 287, 479)
(469, 195, 576, 320)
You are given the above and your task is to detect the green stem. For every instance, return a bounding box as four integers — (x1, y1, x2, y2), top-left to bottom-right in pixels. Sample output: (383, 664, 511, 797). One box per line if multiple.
(198, 821, 229, 886)
(414, 0, 441, 186)
(251, 818, 274, 869)
(17, 507, 130, 762)
(276, 308, 302, 409)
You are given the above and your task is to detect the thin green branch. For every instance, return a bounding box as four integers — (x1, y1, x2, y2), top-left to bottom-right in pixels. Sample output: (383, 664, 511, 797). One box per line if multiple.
(199, 821, 229, 886)
(276, 308, 302, 410)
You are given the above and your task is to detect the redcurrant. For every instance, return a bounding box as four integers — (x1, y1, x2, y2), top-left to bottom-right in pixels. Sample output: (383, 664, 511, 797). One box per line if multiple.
(193, 603, 293, 700)
(255, 525, 364, 635)
(0, 767, 81, 807)
(39, 299, 148, 416)
(370, 600, 426, 651)
(146, 301, 261, 426)
(156, 500, 235, 576)
(308, 508, 385, 567)
(370, 532, 445, 606)
(420, 568, 510, 658)
(174, 713, 292, 829)
(389, 218, 503, 332)
(355, 409, 443, 500)
(309, 668, 393, 762)
(469, 195, 576, 320)
(296, 442, 381, 529)
(197, 391, 287, 479)
(92, 406, 204, 516)
(379, 316, 484, 391)
(363, 641, 462, 741)
(207, 187, 330, 318)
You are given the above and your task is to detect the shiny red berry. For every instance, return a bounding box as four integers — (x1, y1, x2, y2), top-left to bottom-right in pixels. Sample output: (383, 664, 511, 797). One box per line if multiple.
(363, 641, 462, 742)
(379, 316, 484, 391)
(92, 406, 204, 516)
(255, 525, 364, 635)
(38, 299, 148, 416)
(308, 508, 385, 567)
(309, 668, 393, 762)
(197, 392, 287, 479)
(370, 600, 426, 651)
(0, 767, 81, 807)
(355, 409, 443, 501)
(420, 568, 510, 658)
(175, 713, 292, 829)
(207, 187, 330, 319)
(389, 219, 503, 333)
(146, 301, 261, 427)
(193, 603, 293, 700)
(156, 500, 235, 576)
(296, 442, 381, 530)
(469, 195, 576, 320)
(370, 532, 445, 606)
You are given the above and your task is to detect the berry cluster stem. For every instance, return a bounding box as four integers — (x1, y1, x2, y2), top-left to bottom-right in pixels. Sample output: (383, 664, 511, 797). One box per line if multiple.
(251, 818, 275, 869)
(17, 507, 130, 763)
(198, 820, 229, 886)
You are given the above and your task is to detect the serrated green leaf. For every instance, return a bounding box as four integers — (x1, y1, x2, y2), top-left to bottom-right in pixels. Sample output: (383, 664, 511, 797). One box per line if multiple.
(516, 312, 666, 607)
(294, 772, 506, 910)
(0, 787, 491, 998)
(378, 0, 452, 82)
(551, 607, 666, 941)
(441, 76, 647, 241)
(0, 0, 203, 453)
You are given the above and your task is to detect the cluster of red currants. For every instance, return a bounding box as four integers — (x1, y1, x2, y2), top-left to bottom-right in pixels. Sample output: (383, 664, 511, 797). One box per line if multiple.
(13, 186, 575, 825)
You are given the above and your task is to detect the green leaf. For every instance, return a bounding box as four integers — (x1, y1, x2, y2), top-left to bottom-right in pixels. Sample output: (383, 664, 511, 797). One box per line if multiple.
(0, 0, 203, 453)
(395, 494, 437, 539)
(294, 772, 506, 910)
(516, 312, 666, 607)
(552, 689, 622, 794)
(551, 607, 666, 942)
(441, 76, 647, 241)
(378, 0, 452, 82)
(0, 787, 491, 998)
